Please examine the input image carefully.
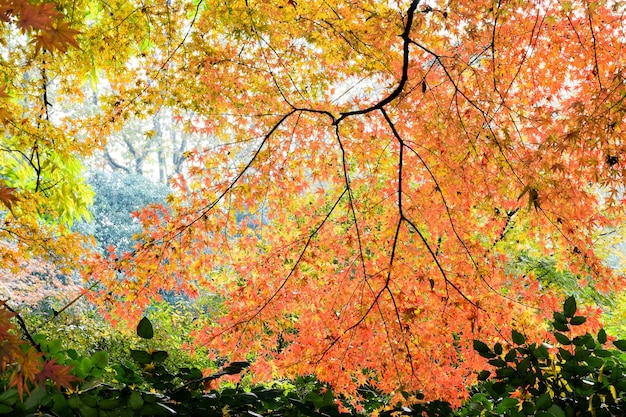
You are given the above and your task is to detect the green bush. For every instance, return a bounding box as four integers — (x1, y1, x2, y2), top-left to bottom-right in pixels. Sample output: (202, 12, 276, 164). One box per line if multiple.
(4, 297, 626, 416)
(458, 296, 626, 417)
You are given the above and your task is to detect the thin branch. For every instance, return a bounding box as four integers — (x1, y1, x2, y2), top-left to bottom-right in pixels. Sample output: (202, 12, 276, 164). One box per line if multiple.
(3, 302, 42, 353)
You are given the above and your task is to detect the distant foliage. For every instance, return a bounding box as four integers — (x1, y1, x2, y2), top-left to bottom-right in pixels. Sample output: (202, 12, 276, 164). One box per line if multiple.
(74, 170, 170, 254)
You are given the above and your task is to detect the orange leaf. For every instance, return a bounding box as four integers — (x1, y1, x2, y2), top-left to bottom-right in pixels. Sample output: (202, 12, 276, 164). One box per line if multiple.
(35, 359, 79, 390)
(0, 184, 19, 213)
(34, 20, 80, 53)
(16, 1, 61, 32)
(8, 347, 42, 398)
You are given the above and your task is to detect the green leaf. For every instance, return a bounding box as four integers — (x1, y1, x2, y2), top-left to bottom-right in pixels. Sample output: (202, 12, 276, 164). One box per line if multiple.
(598, 328, 607, 344)
(473, 340, 494, 358)
(0, 388, 18, 403)
(67, 395, 82, 409)
(130, 349, 152, 365)
(80, 394, 98, 408)
(137, 317, 154, 339)
(535, 392, 552, 410)
(488, 358, 507, 367)
(553, 312, 568, 323)
(547, 404, 566, 417)
(496, 397, 518, 414)
(512, 329, 526, 345)
(79, 405, 98, 417)
(553, 320, 569, 332)
(505, 349, 517, 362)
(91, 351, 109, 369)
(569, 316, 586, 326)
(572, 335, 590, 346)
(23, 386, 47, 410)
(98, 398, 120, 410)
(129, 391, 144, 410)
(563, 296, 576, 318)
(558, 347, 573, 360)
(152, 350, 169, 363)
(613, 340, 626, 351)
(477, 370, 491, 381)
(517, 357, 531, 373)
(595, 348, 612, 357)
(585, 356, 604, 367)
(554, 332, 570, 345)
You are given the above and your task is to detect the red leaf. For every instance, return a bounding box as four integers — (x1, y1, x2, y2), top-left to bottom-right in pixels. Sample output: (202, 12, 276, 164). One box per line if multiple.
(0, 184, 19, 213)
(16, 2, 61, 32)
(35, 359, 79, 390)
(34, 20, 80, 53)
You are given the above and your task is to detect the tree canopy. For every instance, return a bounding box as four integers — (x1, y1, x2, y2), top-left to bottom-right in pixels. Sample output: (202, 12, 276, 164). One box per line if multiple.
(1, 0, 625, 405)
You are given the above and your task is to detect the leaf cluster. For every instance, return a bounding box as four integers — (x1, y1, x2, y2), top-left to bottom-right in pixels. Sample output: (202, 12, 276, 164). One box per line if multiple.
(5, 297, 626, 416)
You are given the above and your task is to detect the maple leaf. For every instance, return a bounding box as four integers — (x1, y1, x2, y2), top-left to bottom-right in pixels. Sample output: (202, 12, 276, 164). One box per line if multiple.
(0, 184, 19, 214)
(34, 20, 80, 53)
(35, 359, 79, 390)
(16, 1, 61, 32)
(8, 347, 43, 398)
(0, 84, 9, 99)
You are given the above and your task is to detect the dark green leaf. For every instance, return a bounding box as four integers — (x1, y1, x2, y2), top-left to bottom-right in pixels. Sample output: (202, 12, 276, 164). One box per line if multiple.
(129, 391, 144, 410)
(130, 350, 152, 365)
(517, 357, 531, 373)
(553, 320, 569, 332)
(598, 328, 607, 344)
(554, 332, 570, 345)
(547, 404, 566, 417)
(23, 386, 47, 410)
(488, 358, 507, 367)
(98, 398, 120, 410)
(512, 329, 526, 345)
(563, 296, 576, 318)
(473, 340, 495, 358)
(558, 347, 573, 360)
(613, 340, 626, 351)
(492, 382, 507, 395)
(494, 342, 503, 355)
(595, 348, 613, 357)
(572, 335, 591, 346)
(152, 350, 169, 363)
(91, 351, 109, 369)
(222, 361, 251, 375)
(79, 405, 98, 417)
(238, 392, 259, 404)
(477, 370, 491, 381)
(585, 356, 604, 367)
(496, 397, 518, 413)
(574, 348, 591, 361)
(569, 316, 586, 326)
(535, 392, 552, 410)
(535, 345, 549, 359)
(553, 312, 568, 323)
(505, 349, 517, 362)
(137, 317, 154, 339)
(67, 395, 82, 409)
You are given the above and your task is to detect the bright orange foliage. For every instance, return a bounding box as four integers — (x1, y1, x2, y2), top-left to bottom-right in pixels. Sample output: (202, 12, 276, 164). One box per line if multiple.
(1, 0, 626, 406)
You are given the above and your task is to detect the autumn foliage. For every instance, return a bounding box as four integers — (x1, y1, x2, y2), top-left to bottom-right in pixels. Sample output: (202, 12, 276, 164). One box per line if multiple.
(1, 0, 625, 407)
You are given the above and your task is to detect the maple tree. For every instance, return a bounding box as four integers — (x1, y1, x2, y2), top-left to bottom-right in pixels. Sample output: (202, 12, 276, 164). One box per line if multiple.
(1, 0, 626, 408)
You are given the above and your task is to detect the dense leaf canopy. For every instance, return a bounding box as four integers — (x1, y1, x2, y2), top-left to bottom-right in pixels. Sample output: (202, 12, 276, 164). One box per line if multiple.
(1, 0, 625, 404)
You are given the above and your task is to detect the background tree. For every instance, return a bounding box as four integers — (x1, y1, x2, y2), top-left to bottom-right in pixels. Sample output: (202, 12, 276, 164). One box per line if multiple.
(74, 170, 170, 254)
